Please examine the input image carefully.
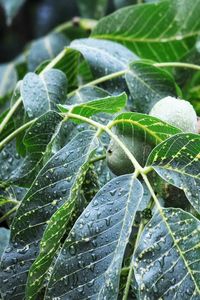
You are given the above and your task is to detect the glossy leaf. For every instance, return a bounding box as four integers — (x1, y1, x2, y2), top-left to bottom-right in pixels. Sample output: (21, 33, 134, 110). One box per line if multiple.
(92, 0, 200, 62)
(58, 92, 127, 121)
(126, 61, 179, 113)
(0, 130, 98, 300)
(45, 175, 143, 299)
(147, 133, 200, 213)
(21, 69, 67, 118)
(134, 208, 200, 299)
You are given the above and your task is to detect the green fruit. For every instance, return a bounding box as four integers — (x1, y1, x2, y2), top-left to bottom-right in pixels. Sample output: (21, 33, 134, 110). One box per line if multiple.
(149, 96, 197, 133)
(106, 134, 152, 175)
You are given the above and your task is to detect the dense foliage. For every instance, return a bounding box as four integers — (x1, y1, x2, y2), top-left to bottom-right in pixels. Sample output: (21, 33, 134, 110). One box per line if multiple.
(0, 0, 200, 299)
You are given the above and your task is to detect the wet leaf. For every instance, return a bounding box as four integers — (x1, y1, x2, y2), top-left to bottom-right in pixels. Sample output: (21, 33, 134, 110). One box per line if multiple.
(92, 0, 200, 61)
(0, 130, 98, 299)
(21, 69, 67, 118)
(134, 208, 200, 299)
(0, 228, 10, 258)
(45, 175, 143, 299)
(126, 61, 179, 113)
(147, 133, 200, 213)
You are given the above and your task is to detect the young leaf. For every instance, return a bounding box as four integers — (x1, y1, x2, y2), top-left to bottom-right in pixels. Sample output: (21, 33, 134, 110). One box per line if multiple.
(58, 92, 127, 121)
(92, 0, 200, 61)
(134, 208, 200, 299)
(126, 61, 179, 113)
(0, 130, 98, 299)
(147, 133, 200, 213)
(27, 33, 69, 72)
(45, 175, 143, 299)
(21, 69, 67, 118)
(0, 63, 17, 99)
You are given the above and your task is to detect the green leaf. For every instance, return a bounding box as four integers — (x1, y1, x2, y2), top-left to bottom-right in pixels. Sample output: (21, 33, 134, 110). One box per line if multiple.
(134, 208, 200, 299)
(27, 33, 69, 72)
(0, 0, 26, 25)
(76, 0, 108, 19)
(58, 92, 127, 121)
(45, 175, 143, 299)
(0, 130, 98, 299)
(0, 228, 10, 259)
(0, 63, 17, 99)
(0, 111, 62, 187)
(21, 69, 67, 118)
(92, 0, 200, 62)
(26, 132, 99, 299)
(147, 133, 200, 213)
(70, 38, 137, 80)
(126, 61, 179, 113)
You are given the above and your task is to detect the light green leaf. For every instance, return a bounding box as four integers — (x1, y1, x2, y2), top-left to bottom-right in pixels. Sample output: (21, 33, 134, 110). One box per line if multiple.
(21, 69, 67, 118)
(0, 130, 99, 299)
(147, 133, 200, 213)
(134, 208, 200, 299)
(0, 63, 17, 99)
(126, 61, 179, 113)
(92, 0, 200, 62)
(58, 92, 127, 121)
(45, 175, 143, 299)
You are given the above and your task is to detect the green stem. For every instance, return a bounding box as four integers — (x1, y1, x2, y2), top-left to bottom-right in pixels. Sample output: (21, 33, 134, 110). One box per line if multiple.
(90, 154, 106, 164)
(0, 118, 36, 151)
(0, 205, 19, 224)
(0, 199, 19, 206)
(0, 97, 22, 134)
(67, 70, 126, 98)
(154, 62, 200, 71)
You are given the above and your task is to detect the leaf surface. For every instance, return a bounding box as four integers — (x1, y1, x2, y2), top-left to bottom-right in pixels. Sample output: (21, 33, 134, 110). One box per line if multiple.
(92, 0, 200, 61)
(0, 130, 98, 300)
(45, 175, 143, 299)
(134, 208, 200, 299)
(147, 133, 200, 212)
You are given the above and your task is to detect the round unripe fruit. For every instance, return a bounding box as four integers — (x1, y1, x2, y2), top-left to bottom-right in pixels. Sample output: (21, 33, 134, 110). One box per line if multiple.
(106, 134, 152, 175)
(149, 96, 197, 133)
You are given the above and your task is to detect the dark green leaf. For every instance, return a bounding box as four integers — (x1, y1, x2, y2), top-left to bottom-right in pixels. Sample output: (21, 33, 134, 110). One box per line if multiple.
(45, 175, 143, 299)
(147, 133, 200, 213)
(126, 61, 179, 113)
(92, 0, 200, 62)
(26, 132, 99, 299)
(134, 208, 200, 299)
(0, 130, 98, 299)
